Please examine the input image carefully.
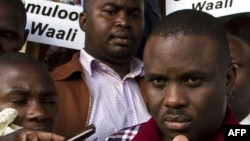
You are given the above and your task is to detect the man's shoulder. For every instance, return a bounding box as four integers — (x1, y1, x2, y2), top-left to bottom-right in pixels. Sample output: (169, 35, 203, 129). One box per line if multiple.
(51, 52, 83, 81)
(105, 124, 143, 141)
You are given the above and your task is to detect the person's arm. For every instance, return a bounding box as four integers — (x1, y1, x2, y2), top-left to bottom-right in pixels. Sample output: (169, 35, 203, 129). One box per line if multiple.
(0, 128, 65, 141)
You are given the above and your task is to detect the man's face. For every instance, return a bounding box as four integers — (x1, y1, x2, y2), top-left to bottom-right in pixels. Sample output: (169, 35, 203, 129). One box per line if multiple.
(227, 35, 250, 120)
(0, 4, 28, 53)
(0, 64, 57, 132)
(144, 35, 234, 141)
(80, 0, 144, 63)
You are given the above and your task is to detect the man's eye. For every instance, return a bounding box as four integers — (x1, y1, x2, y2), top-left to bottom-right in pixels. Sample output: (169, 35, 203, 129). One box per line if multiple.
(130, 12, 142, 20)
(153, 78, 166, 84)
(42, 99, 57, 105)
(11, 100, 27, 105)
(104, 9, 117, 15)
(184, 77, 203, 87)
(149, 77, 167, 88)
(2, 33, 15, 40)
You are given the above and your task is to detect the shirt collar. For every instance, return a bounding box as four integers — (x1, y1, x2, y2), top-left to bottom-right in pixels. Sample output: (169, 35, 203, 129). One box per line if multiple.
(240, 112, 250, 124)
(79, 49, 144, 79)
(79, 49, 96, 76)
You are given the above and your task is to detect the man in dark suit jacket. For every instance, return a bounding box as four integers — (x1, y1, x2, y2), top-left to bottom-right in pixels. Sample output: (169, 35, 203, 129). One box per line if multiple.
(135, 0, 162, 59)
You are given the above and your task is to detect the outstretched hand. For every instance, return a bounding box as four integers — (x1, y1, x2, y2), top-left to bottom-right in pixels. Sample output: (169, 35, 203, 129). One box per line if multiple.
(0, 128, 65, 141)
(173, 135, 189, 141)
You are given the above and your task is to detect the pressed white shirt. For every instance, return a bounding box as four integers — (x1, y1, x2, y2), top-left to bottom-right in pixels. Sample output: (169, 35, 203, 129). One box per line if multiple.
(79, 49, 151, 141)
(240, 113, 250, 125)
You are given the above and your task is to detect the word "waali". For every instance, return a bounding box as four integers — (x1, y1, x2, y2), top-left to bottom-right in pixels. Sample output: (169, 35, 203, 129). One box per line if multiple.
(30, 22, 77, 41)
(192, 0, 233, 10)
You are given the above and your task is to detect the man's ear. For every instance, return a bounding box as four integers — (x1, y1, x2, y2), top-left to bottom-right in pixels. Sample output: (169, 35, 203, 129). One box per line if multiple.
(226, 63, 236, 96)
(79, 12, 87, 32)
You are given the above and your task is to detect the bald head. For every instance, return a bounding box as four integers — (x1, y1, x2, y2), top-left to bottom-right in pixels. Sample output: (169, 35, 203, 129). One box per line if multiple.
(0, 52, 48, 74)
(0, 52, 52, 81)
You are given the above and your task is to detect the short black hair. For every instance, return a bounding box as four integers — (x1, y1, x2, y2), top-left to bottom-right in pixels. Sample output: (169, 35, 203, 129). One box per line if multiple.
(149, 9, 230, 64)
(0, 0, 27, 28)
(83, 0, 91, 12)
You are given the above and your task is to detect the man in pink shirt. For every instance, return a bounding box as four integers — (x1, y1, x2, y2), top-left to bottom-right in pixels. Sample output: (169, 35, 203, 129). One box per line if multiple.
(52, 0, 151, 140)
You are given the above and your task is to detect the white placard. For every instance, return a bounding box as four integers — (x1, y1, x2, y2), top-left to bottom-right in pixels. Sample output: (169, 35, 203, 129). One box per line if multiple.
(25, 0, 84, 50)
(166, 0, 250, 17)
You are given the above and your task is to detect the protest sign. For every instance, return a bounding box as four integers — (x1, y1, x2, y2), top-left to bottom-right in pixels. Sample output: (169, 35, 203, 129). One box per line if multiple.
(25, 0, 84, 50)
(166, 0, 249, 17)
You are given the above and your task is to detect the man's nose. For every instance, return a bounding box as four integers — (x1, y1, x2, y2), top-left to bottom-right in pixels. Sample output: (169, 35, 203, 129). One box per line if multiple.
(163, 83, 188, 108)
(116, 12, 131, 28)
(25, 101, 48, 122)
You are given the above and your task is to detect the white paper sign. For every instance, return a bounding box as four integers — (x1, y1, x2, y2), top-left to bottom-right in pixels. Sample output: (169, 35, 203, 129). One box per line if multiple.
(166, 0, 250, 17)
(25, 0, 84, 50)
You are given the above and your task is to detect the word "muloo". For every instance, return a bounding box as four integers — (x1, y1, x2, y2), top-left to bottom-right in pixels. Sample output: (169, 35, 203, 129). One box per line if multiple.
(25, 3, 79, 21)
